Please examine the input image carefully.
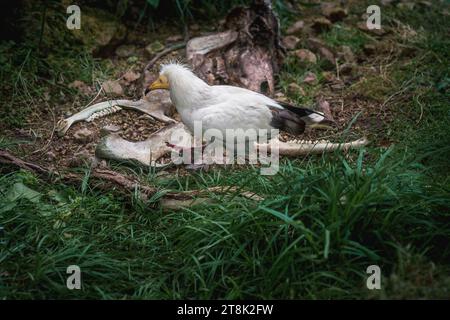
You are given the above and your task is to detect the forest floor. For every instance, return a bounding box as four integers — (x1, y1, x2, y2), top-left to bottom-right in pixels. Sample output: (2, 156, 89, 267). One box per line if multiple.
(1, 0, 449, 299)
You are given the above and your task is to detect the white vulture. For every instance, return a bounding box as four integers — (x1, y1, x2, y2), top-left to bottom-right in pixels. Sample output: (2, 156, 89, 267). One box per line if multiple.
(145, 63, 333, 143)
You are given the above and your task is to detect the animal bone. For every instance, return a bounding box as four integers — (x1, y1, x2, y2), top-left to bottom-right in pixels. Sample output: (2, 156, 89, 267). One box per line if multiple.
(58, 93, 368, 167)
(56, 90, 175, 137)
(261, 137, 369, 156)
(95, 122, 192, 167)
(94, 118, 368, 167)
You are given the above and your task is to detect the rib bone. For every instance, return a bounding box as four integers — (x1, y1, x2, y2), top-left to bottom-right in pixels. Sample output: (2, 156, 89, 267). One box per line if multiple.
(57, 92, 176, 137)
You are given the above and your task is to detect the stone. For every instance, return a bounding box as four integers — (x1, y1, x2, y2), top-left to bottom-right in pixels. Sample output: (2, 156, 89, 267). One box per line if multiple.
(71, 7, 126, 54)
(286, 20, 305, 35)
(68, 80, 93, 96)
(166, 34, 184, 43)
(294, 49, 317, 64)
(287, 83, 305, 96)
(122, 71, 141, 83)
(69, 150, 92, 167)
(145, 41, 165, 55)
(340, 45, 355, 63)
(318, 99, 334, 121)
(282, 35, 300, 50)
(339, 63, 354, 75)
(102, 80, 123, 95)
(274, 92, 289, 103)
(357, 22, 389, 36)
(190, 24, 200, 31)
(46, 151, 56, 161)
(303, 72, 317, 85)
(321, 71, 336, 83)
(73, 128, 94, 144)
(321, 3, 348, 22)
(307, 38, 335, 64)
(311, 17, 332, 33)
(397, 2, 415, 10)
(115, 44, 137, 58)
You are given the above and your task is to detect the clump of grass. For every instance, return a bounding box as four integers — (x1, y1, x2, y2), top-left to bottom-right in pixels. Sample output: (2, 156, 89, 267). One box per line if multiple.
(1, 145, 449, 299)
(322, 23, 371, 52)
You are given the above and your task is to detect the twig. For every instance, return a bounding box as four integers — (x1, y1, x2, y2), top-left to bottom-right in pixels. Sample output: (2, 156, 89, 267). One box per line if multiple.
(144, 42, 187, 72)
(0, 149, 263, 206)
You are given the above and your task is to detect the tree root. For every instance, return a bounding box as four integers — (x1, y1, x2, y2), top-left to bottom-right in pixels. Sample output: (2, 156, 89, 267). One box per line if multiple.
(0, 149, 262, 209)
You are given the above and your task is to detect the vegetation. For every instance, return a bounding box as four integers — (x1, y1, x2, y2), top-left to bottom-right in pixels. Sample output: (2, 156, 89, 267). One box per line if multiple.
(0, 0, 449, 299)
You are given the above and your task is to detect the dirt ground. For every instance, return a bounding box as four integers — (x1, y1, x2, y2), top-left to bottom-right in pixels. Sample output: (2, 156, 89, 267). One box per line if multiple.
(3, 1, 406, 173)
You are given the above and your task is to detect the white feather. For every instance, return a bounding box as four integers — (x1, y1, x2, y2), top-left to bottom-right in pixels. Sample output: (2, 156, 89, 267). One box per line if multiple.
(159, 63, 324, 136)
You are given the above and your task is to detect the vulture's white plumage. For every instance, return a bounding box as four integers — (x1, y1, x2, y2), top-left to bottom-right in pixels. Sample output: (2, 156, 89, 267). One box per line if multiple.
(146, 63, 332, 139)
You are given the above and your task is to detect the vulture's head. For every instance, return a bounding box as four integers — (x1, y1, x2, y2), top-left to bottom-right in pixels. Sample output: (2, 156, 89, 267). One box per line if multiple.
(145, 63, 207, 94)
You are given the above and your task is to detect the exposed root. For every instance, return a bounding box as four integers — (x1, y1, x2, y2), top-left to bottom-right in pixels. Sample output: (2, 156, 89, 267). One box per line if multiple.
(0, 149, 263, 208)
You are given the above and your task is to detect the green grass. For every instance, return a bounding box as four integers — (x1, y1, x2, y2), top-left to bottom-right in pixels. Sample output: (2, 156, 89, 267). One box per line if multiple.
(1, 147, 449, 299)
(322, 23, 372, 53)
(1, 1, 450, 299)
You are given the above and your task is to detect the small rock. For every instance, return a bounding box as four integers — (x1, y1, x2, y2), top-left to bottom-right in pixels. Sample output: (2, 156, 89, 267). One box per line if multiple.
(307, 38, 335, 64)
(339, 63, 354, 75)
(69, 150, 92, 167)
(73, 128, 94, 144)
(46, 151, 56, 161)
(122, 71, 141, 83)
(282, 35, 300, 50)
(115, 44, 137, 58)
(287, 83, 305, 96)
(294, 49, 317, 64)
(303, 72, 317, 85)
(339, 45, 356, 63)
(357, 22, 389, 36)
(102, 80, 123, 95)
(331, 81, 345, 90)
(318, 99, 334, 121)
(166, 34, 184, 43)
(396, 2, 415, 10)
(71, 7, 127, 54)
(286, 20, 305, 35)
(321, 71, 336, 83)
(190, 24, 200, 31)
(274, 92, 289, 103)
(145, 41, 164, 55)
(321, 3, 348, 22)
(68, 80, 93, 96)
(311, 17, 332, 33)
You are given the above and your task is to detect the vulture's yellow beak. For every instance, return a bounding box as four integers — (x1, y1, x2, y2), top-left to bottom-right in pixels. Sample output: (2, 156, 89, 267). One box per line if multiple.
(145, 74, 169, 94)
